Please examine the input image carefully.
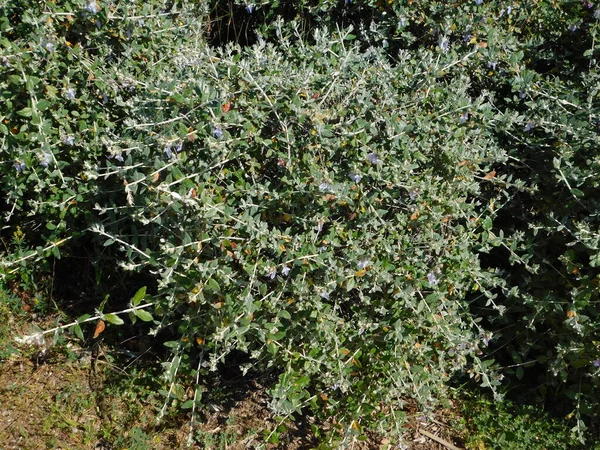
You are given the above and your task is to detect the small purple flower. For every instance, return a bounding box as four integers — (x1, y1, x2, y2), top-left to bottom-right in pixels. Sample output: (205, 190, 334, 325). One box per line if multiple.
(524, 121, 534, 132)
(507, 6, 513, 14)
(481, 332, 493, 346)
(267, 268, 277, 280)
(281, 265, 291, 276)
(367, 152, 381, 165)
(460, 112, 469, 123)
(102, 92, 109, 104)
(85, 1, 99, 14)
(40, 153, 52, 168)
(570, 24, 579, 32)
(349, 173, 362, 183)
(318, 245, 327, 253)
(427, 272, 438, 286)
(176, 142, 183, 153)
(382, 39, 389, 49)
(114, 153, 124, 162)
(319, 182, 331, 192)
(164, 144, 173, 159)
(64, 135, 75, 146)
(14, 161, 26, 172)
(357, 259, 370, 269)
(475, 0, 483, 5)
(65, 87, 76, 100)
(487, 61, 497, 71)
(409, 190, 418, 200)
(518, 90, 527, 99)
(320, 291, 330, 300)
(45, 42, 55, 52)
(212, 126, 223, 139)
(245, 4, 254, 13)
(464, 34, 472, 43)
(595, 9, 600, 18)
(398, 18, 407, 28)
(593, 358, 600, 367)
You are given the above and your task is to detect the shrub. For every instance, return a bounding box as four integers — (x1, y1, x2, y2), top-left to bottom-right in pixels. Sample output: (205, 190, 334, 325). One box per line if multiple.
(2, 0, 599, 445)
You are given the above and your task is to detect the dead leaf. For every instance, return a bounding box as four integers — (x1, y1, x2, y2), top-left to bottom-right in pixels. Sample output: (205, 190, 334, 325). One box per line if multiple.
(484, 170, 496, 180)
(93, 319, 106, 339)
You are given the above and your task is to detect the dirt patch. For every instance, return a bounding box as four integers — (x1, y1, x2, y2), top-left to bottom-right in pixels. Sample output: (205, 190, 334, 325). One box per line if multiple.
(0, 344, 467, 450)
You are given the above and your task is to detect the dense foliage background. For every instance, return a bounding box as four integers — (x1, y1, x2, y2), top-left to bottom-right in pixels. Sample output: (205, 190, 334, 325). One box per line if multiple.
(1, 0, 599, 446)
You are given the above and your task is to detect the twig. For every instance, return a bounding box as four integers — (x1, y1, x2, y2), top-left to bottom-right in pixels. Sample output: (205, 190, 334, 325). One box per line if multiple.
(418, 427, 463, 450)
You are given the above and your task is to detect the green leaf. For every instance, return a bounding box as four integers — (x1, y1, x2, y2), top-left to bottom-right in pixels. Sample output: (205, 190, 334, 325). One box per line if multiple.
(206, 278, 220, 292)
(104, 313, 124, 325)
(76, 314, 91, 323)
(516, 366, 524, 380)
(72, 324, 84, 341)
(134, 309, 154, 322)
(131, 286, 147, 306)
(180, 400, 194, 410)
(37, 99, 51, 111)
(17, 107, 32, 117)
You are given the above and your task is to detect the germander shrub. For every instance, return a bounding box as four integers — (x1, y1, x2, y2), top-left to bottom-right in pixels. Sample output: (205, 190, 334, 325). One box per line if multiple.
(3, 0, 599, 445)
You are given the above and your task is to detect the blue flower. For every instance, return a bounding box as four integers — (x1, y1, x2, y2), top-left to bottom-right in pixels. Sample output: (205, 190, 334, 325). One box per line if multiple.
(64, 136, 75, 146)
(357, 259, 370, 269)
(409, 190, 418, 200)
(45, 42, 55, 52)
(594, 358, 600, 367)
(349, 173, 362, 183)
(267, 268, 277, 280)
(319, 182, 331, 192)
(85, 1, 99, 14)
(367, 152, 381, 165)
(65, 87, 76, 100)
(245, 4, 254, 13)
(212, 126, 223, 139)
(14, 161, 26, 172)
(524, 121, 534, 132)
(40, 153, 52, 168)
(164, 144, 173, 159)
(507, 6, 513, 14)
(320, 291, 330, 300)
(427, 272, 438, 286)
(595, 9, 600, 18)
(460, 112, 469, 123)
(281, 265, 291, 276)
(475, 0, 483, 5)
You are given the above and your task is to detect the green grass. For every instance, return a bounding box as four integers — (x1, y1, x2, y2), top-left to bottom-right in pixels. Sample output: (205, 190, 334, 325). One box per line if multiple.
(453, 390, 599, 450)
